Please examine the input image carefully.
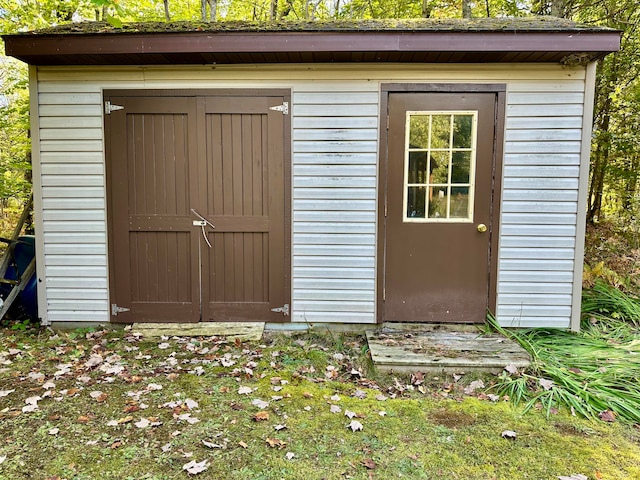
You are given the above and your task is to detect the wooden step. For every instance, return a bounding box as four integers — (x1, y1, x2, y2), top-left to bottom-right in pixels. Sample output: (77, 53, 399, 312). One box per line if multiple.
(132, 322, 265, 341)
(366, 324, 531, 374)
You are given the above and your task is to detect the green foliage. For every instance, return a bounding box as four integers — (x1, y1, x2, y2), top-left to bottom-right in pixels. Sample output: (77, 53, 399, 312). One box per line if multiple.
(582, 280, 640, 326)
(0, 50, 30, 202)
(577, 0, 640, 223)
(488, 292, 640, 424)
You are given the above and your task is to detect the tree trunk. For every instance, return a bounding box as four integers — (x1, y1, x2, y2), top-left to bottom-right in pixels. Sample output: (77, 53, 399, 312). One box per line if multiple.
(588, 138, 608, 222)
(587, 52, 621, 224)
(462, 0, 472, 18)
(208, 0, 217, 22)
(201, 0, 216, 22)
(163, 0, 171, 21)
(422, 0, 433, 18)
(550, 0, 566, 17)
(622, 172, 638, 210)
(281, 0, 294, 19)
(588, 96, 612, 223)
(271, 0, 278, 20)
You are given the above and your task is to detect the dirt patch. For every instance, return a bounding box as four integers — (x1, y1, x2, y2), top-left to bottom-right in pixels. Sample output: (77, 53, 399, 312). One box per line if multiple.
(428, 408, 476, 428)
(554, 422, 594, 437)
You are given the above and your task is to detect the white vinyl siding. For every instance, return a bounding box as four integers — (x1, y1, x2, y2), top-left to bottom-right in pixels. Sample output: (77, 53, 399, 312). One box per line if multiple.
(497, 81, 585, 328)
(292, 89, 378, 323)
(34, 65, 587, 328)
(37, 85, 109, 322)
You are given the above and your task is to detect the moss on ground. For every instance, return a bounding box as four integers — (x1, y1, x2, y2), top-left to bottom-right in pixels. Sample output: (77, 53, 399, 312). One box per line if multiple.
(0, 327, 639, 479)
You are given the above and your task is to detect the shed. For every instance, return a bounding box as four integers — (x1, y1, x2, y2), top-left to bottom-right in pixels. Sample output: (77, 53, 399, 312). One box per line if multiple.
(2, 18, 620, 330)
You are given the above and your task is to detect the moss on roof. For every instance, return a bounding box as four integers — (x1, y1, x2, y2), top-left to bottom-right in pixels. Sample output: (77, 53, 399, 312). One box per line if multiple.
(20, 17, 616, 36)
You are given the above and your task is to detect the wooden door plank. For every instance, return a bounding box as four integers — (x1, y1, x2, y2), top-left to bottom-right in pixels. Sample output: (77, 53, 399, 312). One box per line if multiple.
(243, 234, 253, 301)
(252, 115, 264, 217)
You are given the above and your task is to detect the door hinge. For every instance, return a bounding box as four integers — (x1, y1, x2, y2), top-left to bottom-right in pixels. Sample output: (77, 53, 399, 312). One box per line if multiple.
(269, 102, 289, 115)
(383, 287, 386, 301)
(111, 304, 130, 316)
(386, 115, 389, 130)
(271, 304, 290, 316)
(384, 201, 388, 217)
(105, 101, 124, 114)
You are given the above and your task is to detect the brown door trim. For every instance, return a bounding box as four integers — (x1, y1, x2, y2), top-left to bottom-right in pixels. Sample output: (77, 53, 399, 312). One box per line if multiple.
(377, 83, 506, 323)
(104, 88, 292, 98)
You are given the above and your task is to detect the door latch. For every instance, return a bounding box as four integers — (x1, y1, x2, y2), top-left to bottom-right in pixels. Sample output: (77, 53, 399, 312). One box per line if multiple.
(191, 209, 215, 248)
(271, 304, 290, 316)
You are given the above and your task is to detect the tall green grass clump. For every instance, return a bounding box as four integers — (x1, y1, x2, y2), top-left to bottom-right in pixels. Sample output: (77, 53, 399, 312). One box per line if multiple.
(582, 280, 640, 326)
(488, 285, 640, 423)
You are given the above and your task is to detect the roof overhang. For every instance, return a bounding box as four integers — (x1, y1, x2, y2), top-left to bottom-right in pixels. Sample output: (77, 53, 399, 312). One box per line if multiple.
(2, 19, 621, 66)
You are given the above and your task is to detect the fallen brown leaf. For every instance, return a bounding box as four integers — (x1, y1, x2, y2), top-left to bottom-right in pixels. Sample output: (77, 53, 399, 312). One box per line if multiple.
(238, 441, 248, 449)
(599, 410, 616, 422)
(254, 411, 270, 421)
(410, 372, 424, 386)
(266, 437, 287, 449)
(362, 458, 377, 469)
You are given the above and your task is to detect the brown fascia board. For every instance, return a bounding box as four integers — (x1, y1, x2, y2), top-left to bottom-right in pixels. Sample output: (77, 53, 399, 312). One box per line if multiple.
(3, 30, 621, 65)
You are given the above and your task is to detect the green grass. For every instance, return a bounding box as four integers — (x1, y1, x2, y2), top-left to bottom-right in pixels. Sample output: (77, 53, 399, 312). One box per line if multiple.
(489, 281, 640, 424)
(1, 326, 640, 479)
(582, 280, 640, 327)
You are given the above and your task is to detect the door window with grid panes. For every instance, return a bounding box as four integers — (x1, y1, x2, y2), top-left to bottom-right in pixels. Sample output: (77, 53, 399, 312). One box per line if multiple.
(403, 111, 477, 222)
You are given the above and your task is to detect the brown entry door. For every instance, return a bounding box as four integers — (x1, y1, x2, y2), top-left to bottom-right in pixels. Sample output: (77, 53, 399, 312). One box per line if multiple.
(106, 92, 290, 323)
(382, 92, 499, 323)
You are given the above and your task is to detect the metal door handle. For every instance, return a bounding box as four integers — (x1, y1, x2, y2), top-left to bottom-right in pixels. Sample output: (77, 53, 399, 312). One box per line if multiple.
(477, 223, 487, 233)
(191, 209, 215, 248)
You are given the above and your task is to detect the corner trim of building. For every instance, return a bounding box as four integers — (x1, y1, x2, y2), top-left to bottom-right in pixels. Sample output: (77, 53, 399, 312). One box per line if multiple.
(29, 65, 50, 326)
(571, 61, 597, 332)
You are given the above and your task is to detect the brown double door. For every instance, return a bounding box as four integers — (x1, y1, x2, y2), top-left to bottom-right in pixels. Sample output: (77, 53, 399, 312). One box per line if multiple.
(380, 90, 502, 323)
(105, 91, 290, 323)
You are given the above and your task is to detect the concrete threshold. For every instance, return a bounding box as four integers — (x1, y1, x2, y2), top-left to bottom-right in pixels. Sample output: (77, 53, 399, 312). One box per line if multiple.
(366, 323, 531, 374)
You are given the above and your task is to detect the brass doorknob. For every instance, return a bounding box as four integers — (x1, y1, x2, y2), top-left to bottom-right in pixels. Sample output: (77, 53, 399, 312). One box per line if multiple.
(477, 223, 487, 233)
